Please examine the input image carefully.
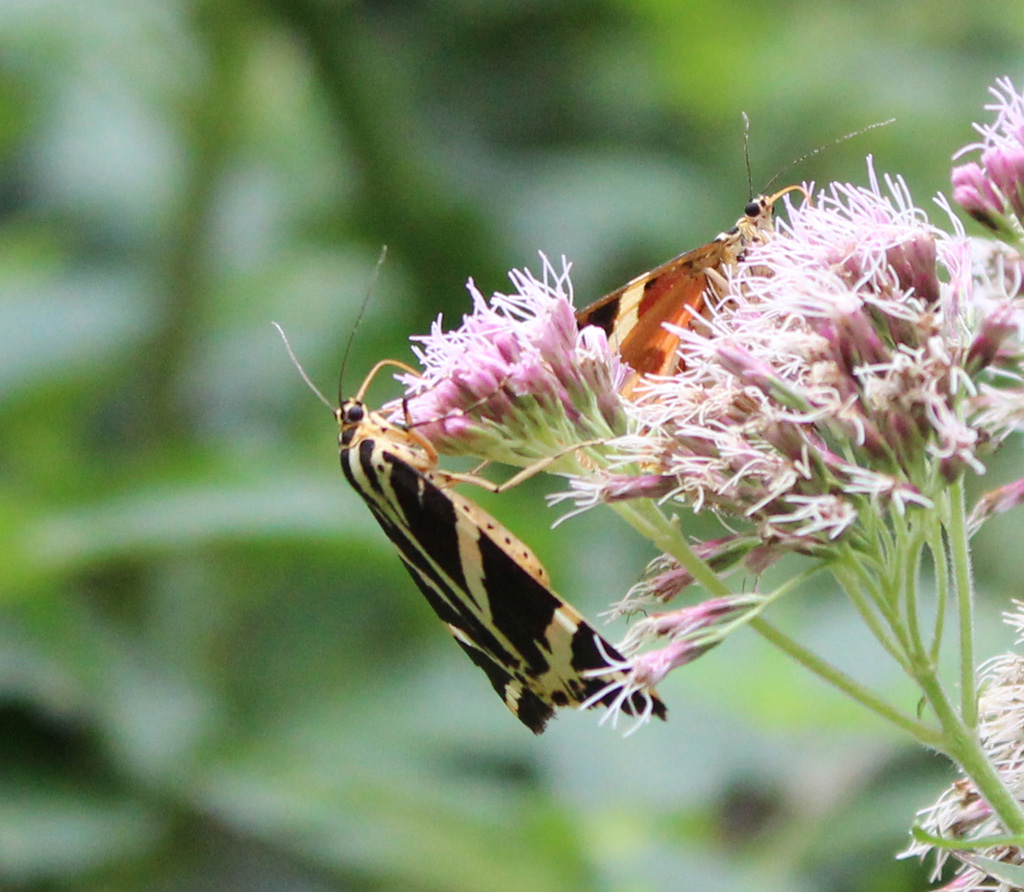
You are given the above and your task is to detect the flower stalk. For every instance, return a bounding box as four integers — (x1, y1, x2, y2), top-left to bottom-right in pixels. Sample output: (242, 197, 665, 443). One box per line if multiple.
(949, 480, 979, 724)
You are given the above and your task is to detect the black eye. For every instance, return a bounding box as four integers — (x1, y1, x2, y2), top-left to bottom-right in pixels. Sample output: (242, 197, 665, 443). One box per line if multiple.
(745, 200, 762, 218)
(346, 404, 364, 423)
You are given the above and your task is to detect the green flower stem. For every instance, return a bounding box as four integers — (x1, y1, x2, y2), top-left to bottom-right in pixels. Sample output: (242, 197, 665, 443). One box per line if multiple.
(838, 528, 905, 631)
(914, 661, 1024, 834)
(946, 479, 977, 726)
(705, 566, 827, 644)
(911, 827, 1024, 850)
(750, 617, 942, 746)
(832, 563, 912, 670)
(609, 501, 730, 598)
(902, 522, 928, 660)
(833, 540, 918, 663)
(926, 521, 949, 664)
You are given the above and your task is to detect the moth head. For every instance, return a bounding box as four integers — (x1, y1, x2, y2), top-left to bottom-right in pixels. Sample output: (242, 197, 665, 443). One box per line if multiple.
(744, 198, 766, 219)
(739, 184, 810, 242)
(337, 399, 366, 447)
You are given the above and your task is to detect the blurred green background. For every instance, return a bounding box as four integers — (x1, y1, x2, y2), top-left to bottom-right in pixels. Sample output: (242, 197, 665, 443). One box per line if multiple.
(3, 1, 1024, 890)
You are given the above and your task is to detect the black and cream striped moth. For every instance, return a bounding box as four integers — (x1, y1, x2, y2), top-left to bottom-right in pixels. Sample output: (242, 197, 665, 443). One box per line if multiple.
(337, 363, 667, 733)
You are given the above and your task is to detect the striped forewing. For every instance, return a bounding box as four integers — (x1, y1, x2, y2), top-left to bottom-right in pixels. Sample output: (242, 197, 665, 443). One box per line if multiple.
(341, 427, 666, 733)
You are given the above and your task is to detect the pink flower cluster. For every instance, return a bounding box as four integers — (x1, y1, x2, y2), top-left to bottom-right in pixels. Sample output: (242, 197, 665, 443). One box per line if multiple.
(394, 255, 629, 467)
(953, 77, 1024, 235)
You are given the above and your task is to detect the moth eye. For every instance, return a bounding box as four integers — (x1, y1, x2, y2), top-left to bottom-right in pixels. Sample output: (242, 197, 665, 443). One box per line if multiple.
(745, 200, 762, 218)
(346, 404, 365, 423)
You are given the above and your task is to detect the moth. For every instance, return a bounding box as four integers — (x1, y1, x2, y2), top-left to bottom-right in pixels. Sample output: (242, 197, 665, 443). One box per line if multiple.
(576, 186, 806, 389)
(277, 335, 668, 734)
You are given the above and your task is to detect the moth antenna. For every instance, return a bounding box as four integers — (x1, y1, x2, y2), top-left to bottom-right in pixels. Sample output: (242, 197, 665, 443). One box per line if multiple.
(338, 245, 389, 404)
(742, 112, 754, 200)
(272, 322, 335, 412)
(763, 118, 896, 192)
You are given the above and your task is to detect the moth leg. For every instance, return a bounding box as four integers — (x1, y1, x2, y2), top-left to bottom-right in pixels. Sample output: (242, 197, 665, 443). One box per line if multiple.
(402, 424, 440, 465)
(433, 439, 606, 493)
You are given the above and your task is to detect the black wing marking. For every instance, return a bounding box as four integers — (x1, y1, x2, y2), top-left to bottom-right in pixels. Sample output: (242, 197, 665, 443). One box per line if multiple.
(342, 436, 666, 733)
